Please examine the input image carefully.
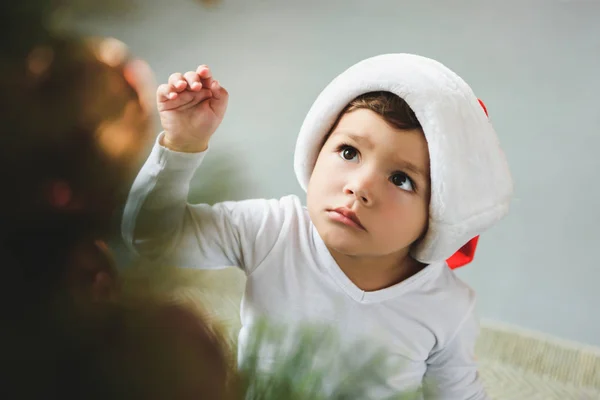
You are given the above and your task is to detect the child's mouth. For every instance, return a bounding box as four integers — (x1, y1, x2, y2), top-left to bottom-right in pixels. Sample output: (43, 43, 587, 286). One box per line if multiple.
(327, 208, 366, 231)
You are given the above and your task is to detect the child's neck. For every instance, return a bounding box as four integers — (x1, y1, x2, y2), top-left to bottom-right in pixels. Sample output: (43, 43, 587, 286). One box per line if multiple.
(327, 248, 426, 292)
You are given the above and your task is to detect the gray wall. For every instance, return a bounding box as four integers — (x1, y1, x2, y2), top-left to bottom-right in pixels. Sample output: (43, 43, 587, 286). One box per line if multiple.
(81, 0, 600, 346)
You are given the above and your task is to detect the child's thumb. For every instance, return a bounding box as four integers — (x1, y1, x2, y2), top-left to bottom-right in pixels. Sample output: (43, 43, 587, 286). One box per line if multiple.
(210, 80, 228, 115)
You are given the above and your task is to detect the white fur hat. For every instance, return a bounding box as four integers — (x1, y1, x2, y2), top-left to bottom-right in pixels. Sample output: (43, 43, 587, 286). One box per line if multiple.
(294, 54, 513, 264)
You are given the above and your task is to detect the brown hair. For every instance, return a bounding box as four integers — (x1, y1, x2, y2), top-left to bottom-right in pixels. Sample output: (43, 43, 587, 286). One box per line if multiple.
(329, 91, 421, 135)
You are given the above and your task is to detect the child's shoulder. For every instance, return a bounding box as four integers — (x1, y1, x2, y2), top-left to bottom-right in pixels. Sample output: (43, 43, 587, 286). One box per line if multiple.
(418, 265, 478, 336)
(439, 266, 477, 314)
(438, 266, 476, 305)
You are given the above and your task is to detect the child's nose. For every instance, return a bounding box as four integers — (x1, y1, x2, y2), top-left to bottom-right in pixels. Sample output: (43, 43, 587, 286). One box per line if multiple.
(344, 176, 375, 206)
(345, 186, 369, 205)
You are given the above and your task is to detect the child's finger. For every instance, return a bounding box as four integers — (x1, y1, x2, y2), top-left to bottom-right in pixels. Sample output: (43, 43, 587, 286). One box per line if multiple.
(157, 83, 177, 102)
(209, 80, 227, 100)
(183, 71, 203, 91)
(159, 91, 194, 110)
(196, 64, 214, 88)
(209, 80, 228, 116)
(168, 72, 187, 93)
(196, 64, 212, 78)
(158, 89, 212, 112)
(193, 88, 214, 104)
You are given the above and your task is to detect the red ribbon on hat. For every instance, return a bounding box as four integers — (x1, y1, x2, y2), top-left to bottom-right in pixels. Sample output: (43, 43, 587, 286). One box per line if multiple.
(445, 98, 488, 270)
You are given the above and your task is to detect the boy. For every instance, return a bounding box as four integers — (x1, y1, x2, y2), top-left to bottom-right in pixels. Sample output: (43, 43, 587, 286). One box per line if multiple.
(122, 54, 513, 398)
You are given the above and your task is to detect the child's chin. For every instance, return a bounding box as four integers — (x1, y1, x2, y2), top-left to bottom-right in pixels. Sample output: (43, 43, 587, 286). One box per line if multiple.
(322, 232, 366, 256)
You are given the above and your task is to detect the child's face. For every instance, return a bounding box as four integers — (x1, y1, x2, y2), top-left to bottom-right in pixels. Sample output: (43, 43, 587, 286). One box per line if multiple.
(307, 109, 430, 260)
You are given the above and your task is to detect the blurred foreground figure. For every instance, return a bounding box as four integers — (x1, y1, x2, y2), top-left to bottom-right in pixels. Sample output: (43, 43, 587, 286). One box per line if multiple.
(0, 34, 152, 307)
(0, 34, 235, 400)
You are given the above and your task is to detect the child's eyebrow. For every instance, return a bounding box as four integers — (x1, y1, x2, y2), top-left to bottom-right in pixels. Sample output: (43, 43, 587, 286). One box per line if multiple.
(341, 132, 374, 149)
(394, 159, 428, 181)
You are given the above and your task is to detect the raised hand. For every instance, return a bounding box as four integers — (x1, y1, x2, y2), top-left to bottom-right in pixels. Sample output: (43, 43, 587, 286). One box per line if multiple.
(157, 65, 228, 152)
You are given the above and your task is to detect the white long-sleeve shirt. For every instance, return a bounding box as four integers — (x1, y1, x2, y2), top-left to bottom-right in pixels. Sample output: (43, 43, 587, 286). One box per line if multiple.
(122, 135, 489, 399)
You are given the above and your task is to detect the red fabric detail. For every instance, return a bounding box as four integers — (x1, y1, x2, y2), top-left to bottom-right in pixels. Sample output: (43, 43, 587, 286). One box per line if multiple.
(446, 236, 479, 269)
(478, 98, 488, 116)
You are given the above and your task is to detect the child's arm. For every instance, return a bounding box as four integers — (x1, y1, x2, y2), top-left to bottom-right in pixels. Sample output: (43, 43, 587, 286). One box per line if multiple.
(422, 310, 489, 400)
(121, 65, 286, 272)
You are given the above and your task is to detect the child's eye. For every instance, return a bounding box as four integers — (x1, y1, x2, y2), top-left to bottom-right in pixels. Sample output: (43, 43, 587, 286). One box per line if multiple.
(390, 172, 414, 192)
(338, 145, 359, 162)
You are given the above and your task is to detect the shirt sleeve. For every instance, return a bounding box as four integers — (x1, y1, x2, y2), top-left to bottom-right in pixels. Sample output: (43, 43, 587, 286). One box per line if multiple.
(422, 308, 489, 400)
(121, 133, 287, 274)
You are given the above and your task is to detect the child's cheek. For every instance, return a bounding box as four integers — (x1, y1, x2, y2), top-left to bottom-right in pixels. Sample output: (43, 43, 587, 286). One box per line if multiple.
(384, 188, 415, 213)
